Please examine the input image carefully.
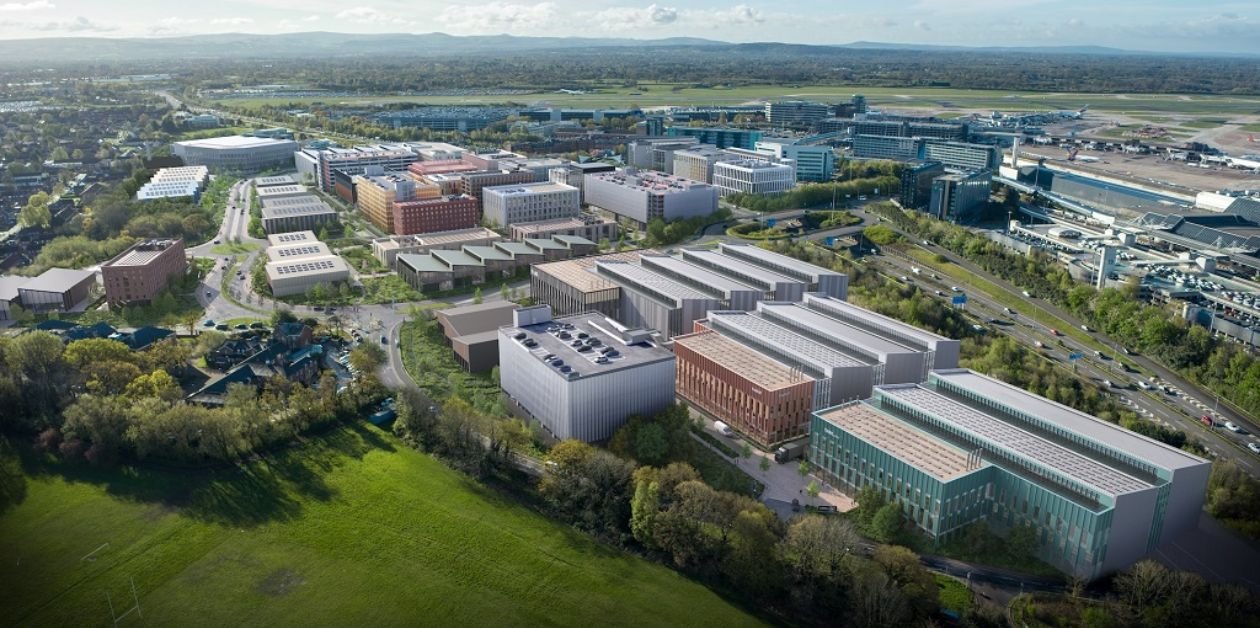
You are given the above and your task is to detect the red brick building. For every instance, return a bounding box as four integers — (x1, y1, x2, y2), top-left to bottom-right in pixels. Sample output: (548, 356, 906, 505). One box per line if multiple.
(101, 239, 188, 307)
(673, 328, 815, 448)
(392, 194, 479, 236)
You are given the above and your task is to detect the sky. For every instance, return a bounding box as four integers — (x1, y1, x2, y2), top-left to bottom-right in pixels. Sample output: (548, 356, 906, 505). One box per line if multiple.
(0, 0, 1257, 54)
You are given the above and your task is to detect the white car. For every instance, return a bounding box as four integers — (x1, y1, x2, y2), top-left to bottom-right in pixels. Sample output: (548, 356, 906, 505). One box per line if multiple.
(1248, 442, 1260, 454)
(1224, 422, 1241, 433)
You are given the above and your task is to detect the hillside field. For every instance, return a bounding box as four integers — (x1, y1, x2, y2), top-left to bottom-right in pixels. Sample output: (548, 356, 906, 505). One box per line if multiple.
(0, 425, 764, 627)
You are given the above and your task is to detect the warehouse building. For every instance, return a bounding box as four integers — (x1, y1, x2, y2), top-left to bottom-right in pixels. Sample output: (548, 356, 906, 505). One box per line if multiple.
(718, 243, 849, 299)
(638, 253, 764, 311)
(12, 268, 97, 312)
(260, 195, 337, 234)
(395, 235, 595, 293)
(810, 369, 1211, 581)
(593, 260, 723, 339)
(255, 174, 296, 187)
(498, 306, 676, 442)
(255, 184, 310, 202)
(435, 301, 520, 373)
(267, 231, 318, 246)
(263, 231, 351, 297)
(674, 328, 815, 448)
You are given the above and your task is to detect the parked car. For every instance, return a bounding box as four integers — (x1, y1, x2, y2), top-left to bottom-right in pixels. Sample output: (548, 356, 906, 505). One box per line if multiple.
(714, 421, 735, 437)
(203, 319, 215, 327)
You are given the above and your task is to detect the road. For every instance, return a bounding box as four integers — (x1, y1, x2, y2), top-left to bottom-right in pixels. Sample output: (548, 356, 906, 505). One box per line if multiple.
(868, 242, 1260, 476)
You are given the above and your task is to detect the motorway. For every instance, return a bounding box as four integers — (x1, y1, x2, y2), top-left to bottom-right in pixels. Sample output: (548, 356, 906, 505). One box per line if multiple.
(867, 241, 1260, 476)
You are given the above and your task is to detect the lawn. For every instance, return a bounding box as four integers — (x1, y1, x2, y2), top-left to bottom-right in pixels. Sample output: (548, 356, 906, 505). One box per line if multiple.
(0, 427, 764, 627)
(935, 574, 974, 616)
(210, 242, 261, 255)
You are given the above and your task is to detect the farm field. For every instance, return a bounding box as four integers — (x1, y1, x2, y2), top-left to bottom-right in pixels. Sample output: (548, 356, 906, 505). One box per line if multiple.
(0, 426, 764, 628)
(208, 82, 1260, 117)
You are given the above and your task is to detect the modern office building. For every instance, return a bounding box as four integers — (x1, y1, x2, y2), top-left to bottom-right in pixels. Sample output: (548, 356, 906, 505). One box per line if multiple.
(809, 369, 1211, 581)
(255, 184, 309, 202)
(674, 328, 815, 448)
(923, 140, 1002, 173)
(173, 136, 299, 174)
(900, 161, 947, 210)
(509, 214, 618, 243)
(482, 182, 580, 228)
(591, 260, 723, 339)
(371, 227, 503, 267)
(435, 301, 520, 373)
(392, 194, 479, 236)
(295, 145, 418, 192)
(584, 170, 719, 226)
(353, 172, 441, 234)
(764, 101, 831, 127)
(498, 306, 676, 442)
(672, 146, 738, 184)
(460, 169, 539, 210)
(16, 268, 97, 312)
(100, 238, 187, 307)
(853, 135, 923, 161)
(717, 243, 849, 299)
(712, 159, 795, 197)
(529, 251, 644, 318)
(264, 231, 351, 297)
(666, 127, 763, 150)
(626, 138, 700, 173)
(135, 166, 210, 201)
(374, 107, 512, 131)
(547, 162, 616, 203)
(704, 310, 875, 408)
(260, 195, 338, 234)
(929, 170, 993, 224)
(849, 118, 969, 142)
(755, 140, 836, 182)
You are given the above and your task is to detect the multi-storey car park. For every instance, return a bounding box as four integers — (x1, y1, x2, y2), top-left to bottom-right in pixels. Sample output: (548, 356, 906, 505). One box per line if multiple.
(498, 306, 676, 442)
(810, 369, 1210, 581)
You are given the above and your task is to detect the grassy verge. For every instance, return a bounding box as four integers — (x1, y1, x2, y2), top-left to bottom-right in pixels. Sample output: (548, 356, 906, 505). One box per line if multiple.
(0, 428, 762, 627)
(692, 426, 740, 458)
(935, 574, 974, 617)
(686, 442, 763, 497)
(399, 315, 501, 414)
(210, 242, 261, 255)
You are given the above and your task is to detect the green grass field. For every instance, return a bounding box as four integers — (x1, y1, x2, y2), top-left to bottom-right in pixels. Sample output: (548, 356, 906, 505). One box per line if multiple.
(0, 427, 763, 627)
(208, 82, 1260, 117)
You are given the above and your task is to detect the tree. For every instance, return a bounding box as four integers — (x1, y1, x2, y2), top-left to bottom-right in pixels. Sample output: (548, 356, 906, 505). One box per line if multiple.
(873, 545, 938, 619)
(633, 421, 669, 466)
(759, 456, 771, 475)
(473, 287, 483, 304)
(740, 442, 752, 461)
(806, 480, 821, 504)
(870, 502, 903, 543)
(124, 369, 182, 404)
(855, 485, 887, 526)
(630, 479, 661, 549)
(18, 191, 52, 229)
(349, 342, 387, 376)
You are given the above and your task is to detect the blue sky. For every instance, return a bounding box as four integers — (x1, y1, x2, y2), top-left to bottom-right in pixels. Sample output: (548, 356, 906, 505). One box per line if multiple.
(0, 0, 1257, 54)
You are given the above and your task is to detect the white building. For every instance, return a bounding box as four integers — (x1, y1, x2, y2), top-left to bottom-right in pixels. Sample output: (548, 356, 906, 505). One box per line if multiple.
(712, 159, 795, 197)
(583, 169, 719, 226)
(263, 230, 351, 297)
(481, 182, 580, 228)
(498, 306, 676, 442)
(135, 166, 210, 200)
(294, 144, 418, 191)
(755, 140, 836, 182)
(172, 136, 299, 174)
(672, 146, 737, 184)
(260, 196, 337, 234)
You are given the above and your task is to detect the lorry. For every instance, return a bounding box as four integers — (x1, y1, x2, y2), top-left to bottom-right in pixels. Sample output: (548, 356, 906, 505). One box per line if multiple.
(714, 421, 735, 437)
(775, 439, 809, 463)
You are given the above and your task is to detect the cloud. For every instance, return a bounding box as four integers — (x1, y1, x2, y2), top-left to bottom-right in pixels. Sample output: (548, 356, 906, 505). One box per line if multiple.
(437, 2, 557, 34)
(336, 7, 390, 24)
(0, 0, 52, 11)
(31, 15, 114, 32)
(592, 4, 680, 31)
(715, 4, 763, 25)
(303, 15, 321, 22)
(913, 19, 931, 31)
(210, 17, 255, 26)
(1066, 17, 1083, 27)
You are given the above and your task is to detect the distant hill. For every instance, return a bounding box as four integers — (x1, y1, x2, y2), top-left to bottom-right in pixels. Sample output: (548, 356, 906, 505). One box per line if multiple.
(0, 32, 1250, 65)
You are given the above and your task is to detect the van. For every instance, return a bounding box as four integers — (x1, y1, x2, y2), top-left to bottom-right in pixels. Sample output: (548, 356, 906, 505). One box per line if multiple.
(1022, 290, 1032, 298)
(1081, 324, 1092, 332)
(714, 421, 735, 437)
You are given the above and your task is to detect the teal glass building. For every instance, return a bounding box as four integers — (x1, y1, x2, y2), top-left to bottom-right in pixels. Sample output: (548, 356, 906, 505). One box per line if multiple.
(809, 369, 1211, 580)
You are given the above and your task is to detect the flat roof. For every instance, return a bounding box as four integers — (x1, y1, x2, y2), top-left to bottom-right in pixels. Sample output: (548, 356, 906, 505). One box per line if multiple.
(267, 231, 318, 246)
(502, 311, 673, 380)
(255, 175, 296, 187)
(417, 227, 501, 246)
(0, 275, 26, 301)
(436, 301, 519, 338)
(18, 268, 95, 293)
(639, 254, 759, 298)
(106, 240, 181, 267)
(484, 182, 576, 196)
(595, 261, 714, 303)
(706, 311, 869, 373)
(720, 243, 840, 282)
(256, 184, 307, 197)
(931, 370, 1207, 472)
(265, 256, 348, 279)
(261, 193, 327, 208)
(673, 331, 806, 390)
(758, 302, 914, 358)
(879, 383, 1151, 496)
(680, 248, 802, 291)
(267, 242, 333, 262)
(175, 135, 296, 149)
(818, 402, 974, 482)
(511, 216, 615, 234)
(261, 202, 335, 220)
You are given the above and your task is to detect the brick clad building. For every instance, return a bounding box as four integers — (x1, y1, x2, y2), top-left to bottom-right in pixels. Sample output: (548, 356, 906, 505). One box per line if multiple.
(101, 239, 187, 307)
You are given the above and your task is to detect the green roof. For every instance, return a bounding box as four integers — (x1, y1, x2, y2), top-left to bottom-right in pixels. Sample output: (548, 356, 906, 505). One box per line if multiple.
(463, 245, 512, 261)
(431, 249, 484, 268)
(397, 253, 452, 273)
(495, 241, 540, 256)
(525, 238, 565, 250)
(553, 234, 596, 246)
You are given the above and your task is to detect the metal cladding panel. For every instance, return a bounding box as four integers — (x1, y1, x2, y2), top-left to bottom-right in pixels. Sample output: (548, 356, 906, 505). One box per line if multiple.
(568, 359, 677, 442)
(727, 290, 763, 312)
(829, 365, 874, 406)
(1158, 463, 1209, 545)
(883, 352, 927, 385)
(933, 341, 962, 370)
(498, 330, 573, 439)
(776, 283, 806, 302)
(1101, 489, 1160, 576)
